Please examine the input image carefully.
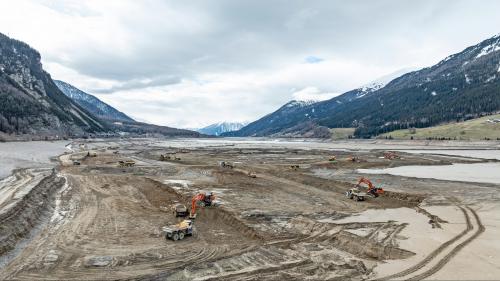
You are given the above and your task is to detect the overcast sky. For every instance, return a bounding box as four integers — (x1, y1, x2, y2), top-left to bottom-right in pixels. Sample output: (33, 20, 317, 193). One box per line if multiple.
(1, 0, 499, 128)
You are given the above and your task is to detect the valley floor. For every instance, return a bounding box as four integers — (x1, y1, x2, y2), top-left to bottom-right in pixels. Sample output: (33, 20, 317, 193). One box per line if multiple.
(0, 138, 499, 280)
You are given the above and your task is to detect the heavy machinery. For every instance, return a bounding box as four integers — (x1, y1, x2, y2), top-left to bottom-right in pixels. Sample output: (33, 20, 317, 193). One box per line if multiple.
(159, 154, 171, 161)
(72, 160, 81, 165)
(189, 192, 216, 219)
(172, 203, 188, 217)
(87, 152, 97, 157)
(247, 171, 257, 178)
(329, 156, 337, 162)
(118, 160, 136, 167)
(384, 151, 400, 160)
(346, 188, 366, 201)
(356, 177, 384, 197)
(162, 219, 193, 241)
(289, 165, 300, 170)
(219, 161, 233, 169)
(160, 154, 181, 161)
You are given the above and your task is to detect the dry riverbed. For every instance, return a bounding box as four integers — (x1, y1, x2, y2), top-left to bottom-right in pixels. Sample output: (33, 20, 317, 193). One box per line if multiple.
(0, 138, 498, 280)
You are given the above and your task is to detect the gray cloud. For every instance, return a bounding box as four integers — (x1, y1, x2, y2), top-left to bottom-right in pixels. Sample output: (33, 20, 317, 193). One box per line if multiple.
(2, 0, 500, 127)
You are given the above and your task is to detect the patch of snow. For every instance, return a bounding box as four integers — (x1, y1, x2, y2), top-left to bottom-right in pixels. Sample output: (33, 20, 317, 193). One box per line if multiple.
(425, 77, 431, 82)
(336, 100, 342, 104)
(462, 61, 469, 67)
(498, 64, 500, 73)
(356, 67, 417, 99)
(452, 87, 458, 91)
(465, 74, 471, 84)
(485, 75, 496, 83)
(475, 41, 500, 59)
(431, 91, 437, 96)
(285, 100, 316, 108)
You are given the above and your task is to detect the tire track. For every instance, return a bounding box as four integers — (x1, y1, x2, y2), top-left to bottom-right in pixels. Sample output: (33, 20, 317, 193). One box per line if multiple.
(406, 207, 485, 281)
(375, 206, 472, 281)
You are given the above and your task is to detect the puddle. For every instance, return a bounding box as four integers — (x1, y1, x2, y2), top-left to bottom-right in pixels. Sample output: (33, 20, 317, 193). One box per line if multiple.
(358, 162, 500, 184)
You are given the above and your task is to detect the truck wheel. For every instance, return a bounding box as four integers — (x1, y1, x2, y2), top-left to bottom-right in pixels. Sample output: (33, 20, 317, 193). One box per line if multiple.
(179, 232, 185, 240)
(173, 233, 179, 241)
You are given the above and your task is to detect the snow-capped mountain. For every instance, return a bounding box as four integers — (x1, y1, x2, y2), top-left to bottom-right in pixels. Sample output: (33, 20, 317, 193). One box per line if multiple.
(55, 80, 134, 122)
(229, 34, 500, 138)
(197, 121, 248, 136)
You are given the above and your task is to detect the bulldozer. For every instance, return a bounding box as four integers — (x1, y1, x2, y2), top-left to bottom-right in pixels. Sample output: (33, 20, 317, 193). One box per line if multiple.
(162, 219, 193, 241)
(189, 192, 216, 219)
(356, 177, 384, 197)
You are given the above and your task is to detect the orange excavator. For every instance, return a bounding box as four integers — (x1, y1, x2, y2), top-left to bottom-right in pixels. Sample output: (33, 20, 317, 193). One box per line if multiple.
(356, 177, 384, 197)
(189, 192, 216, 219)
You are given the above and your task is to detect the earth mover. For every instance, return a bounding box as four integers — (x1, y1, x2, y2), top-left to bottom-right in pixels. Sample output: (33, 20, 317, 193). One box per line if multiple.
(172, 203, 188, 217)
(118, 160, 136, 167)
(346, 188, 366, 201)
(219, 161, 233, 169)
(162, 219, 193, 241)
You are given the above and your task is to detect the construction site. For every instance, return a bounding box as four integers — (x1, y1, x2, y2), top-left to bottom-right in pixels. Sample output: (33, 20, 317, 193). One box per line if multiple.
(0, 139, 499, 280)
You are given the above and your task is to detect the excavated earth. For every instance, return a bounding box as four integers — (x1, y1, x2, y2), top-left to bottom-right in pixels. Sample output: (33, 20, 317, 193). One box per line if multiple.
(0, 139, 498, 280)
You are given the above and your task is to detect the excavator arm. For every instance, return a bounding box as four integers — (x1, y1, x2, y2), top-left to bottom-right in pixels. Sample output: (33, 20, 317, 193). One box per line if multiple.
(189, 192, 216, 219)
(356, 177, 384, 196)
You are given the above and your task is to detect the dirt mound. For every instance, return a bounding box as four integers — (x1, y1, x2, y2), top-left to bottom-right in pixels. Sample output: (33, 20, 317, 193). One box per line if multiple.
(383, 191, 424, 206)
(330, 230, 414, 260)
(0, 171, 64, 256)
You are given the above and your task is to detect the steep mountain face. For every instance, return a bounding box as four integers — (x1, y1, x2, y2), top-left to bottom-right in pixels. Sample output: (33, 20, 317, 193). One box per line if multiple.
(230, 35, 500, 138)
(197, 121, 248, 136)
(0, 33, 106, 137)
(55, 80, 134, 122)
(54, 81, 201, 138)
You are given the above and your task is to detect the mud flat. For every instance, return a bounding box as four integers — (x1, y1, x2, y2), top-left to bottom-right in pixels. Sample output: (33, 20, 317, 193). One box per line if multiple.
(0, 141, 69, 179)
(0, 138, 498, 280)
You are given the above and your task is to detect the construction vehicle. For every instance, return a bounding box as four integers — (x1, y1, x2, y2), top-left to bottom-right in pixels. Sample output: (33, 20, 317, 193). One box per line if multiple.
(289, 165, 300, 170)
(172, 203, 188, 217)
(118, 160, 136, 167)
(356, 177, 384, 197)
(162, 219, 194, 241)
(219, 161, 233, 169)
(189, 192, 216, 219)
(72, 160, 81, 165)
(159, 154, 172, 161)
(329, 156, 336, 162)
(87, 152, 97, 157)
(247, 171, 257, 178)
(384, 151, 400, 160)
(346, 188, 366, 201)
(347, 156, 359, 162)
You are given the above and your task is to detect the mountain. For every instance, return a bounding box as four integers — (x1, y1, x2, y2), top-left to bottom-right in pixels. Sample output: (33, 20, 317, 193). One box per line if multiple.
(228, 35, 500, 138)
(54, 80, 134, 123)
(0, 32, 106, 138)
(197, 121, 248, 136)
(53, 81, 201, 138)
